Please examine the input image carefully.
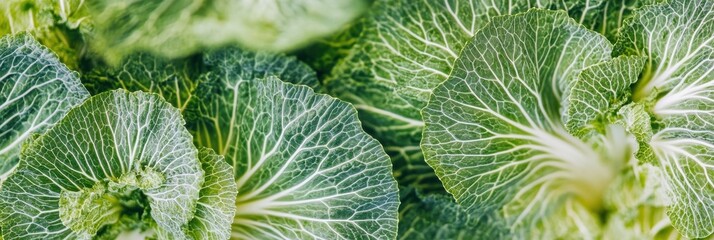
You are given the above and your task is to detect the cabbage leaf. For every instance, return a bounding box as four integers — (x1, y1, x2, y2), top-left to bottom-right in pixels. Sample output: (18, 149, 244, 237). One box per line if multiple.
(422, 9, 646, 238)
(0, 33, 88, 185)
(191, 74, 399, 239)
(0, 90, 235, 239)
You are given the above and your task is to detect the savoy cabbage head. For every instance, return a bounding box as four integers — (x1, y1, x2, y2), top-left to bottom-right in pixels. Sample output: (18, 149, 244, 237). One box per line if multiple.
(422, 1, 714, 239)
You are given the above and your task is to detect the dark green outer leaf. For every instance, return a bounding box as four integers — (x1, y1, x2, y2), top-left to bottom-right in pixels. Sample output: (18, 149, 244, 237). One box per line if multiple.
(0, 33, 89, 184)
(397, 187, 507, 240)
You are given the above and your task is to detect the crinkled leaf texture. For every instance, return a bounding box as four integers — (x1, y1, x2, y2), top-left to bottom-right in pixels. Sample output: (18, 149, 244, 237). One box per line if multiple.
(421, 9, 663, 238)
(201, 47, 320, 90)
(82, 47, 319, 116)
(0, 33, 89, 184)
(158, 148, 237, 240)
(326, 0, 557, 192)
(81, 52, 204, 113)
(323, 0, 634, 193)
(81, 46, 396, 239)
(397, 187, 507, 239)
(573, 0, 666, 42)
(616, 0, 714, 238)
(86, 0, 368, 63)
(189, 73, 399, 239)
(189, 148, 237, 239)
(0, 90, 235, 239)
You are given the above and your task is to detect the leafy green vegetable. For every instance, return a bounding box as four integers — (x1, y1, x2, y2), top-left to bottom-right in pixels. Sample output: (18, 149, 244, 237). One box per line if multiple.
(616, 0, 714, 237)
(420, 0, 714, 236)
(422, 9, 651, 238)
(190, 72, 398, 238)
(79, 46, 399, 239)
(0, 90, 235, 239)
(325, 0, 541, 193)
(0, 33, 88, 184)
(2, 0, 713, 238)
(189, 48, 398, 236)
(320, 0, 651, 193)
(85, 0, 369, 64)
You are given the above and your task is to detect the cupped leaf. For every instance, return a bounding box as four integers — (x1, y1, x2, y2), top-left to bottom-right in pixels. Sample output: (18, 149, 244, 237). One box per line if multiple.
(189, 75, 399, 239)
(616, 0, 714, 237)
(86, 0, 368, 64)
(82, 45, 390, 239)
(0, 33, 89, 184)
(422, 9, 619, 238)
(0, 90, 218, 239)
